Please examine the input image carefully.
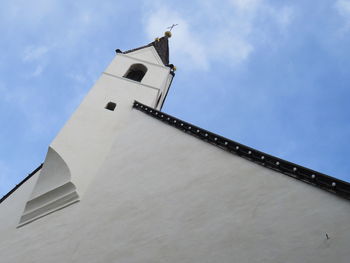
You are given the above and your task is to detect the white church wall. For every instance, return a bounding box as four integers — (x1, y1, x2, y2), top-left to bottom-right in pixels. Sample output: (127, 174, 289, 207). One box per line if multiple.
(1, 109, 349, 263)
(48, 50, 171, 199)
(49, 73, 160, 197)
(18, 49, 173, 225)
(125, 46, 165, 65)
(105, 52, 171, 89)
(156, 72, 174, 110)
(17, 147, 79, 226)
(86, 109, 350, 263)
(0, 170, 40, 233)
(29, 147, 71, 199)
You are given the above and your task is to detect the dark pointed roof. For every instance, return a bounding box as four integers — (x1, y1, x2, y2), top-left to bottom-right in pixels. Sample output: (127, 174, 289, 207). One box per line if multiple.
(122, 36, 169, 65)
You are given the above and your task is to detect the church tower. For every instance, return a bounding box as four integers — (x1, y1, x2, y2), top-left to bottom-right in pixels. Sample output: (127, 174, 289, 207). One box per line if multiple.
(18, 33, 175, 226)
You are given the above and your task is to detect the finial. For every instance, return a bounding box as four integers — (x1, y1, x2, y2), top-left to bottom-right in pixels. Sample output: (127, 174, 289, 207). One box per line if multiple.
(168, 64, 177, 71)
(165, 24, 178, 38)
(164, 31, 172, 38)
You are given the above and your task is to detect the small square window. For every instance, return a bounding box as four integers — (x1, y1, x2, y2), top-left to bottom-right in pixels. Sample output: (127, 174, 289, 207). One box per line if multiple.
(105, 102, 116, 111)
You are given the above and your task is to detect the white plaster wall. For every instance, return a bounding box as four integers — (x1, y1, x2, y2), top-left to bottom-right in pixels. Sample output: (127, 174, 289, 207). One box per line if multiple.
(1, 109, 349, 263)
(126, 47, 164, 65)
(0, 170, 40, 233)
(50, 74, 159, 196)
(31, 49, 172, 203)
(156, 72, 174, 110)
(105, 51, 171, 88)
(30, 147, 71, 199)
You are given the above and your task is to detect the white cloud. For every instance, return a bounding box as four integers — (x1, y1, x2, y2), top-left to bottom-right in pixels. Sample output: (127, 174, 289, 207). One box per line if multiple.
(143, 0, 295, 71)
(271, 6, 295, 29)
(213, 33, 253, 63)
(336, 0, 350, 15)
(22, 46, 49, 78)
(145, 7, 209, 70)
(0, 0, 58, 26)
(23, 46, 50, 62)
(335, 0, 350, 30)
(229, 0, 262, 11)
(0, 81, 51, 135)
(68, 73, 87, 84)
(0, 82, 30, 104)
(31, 65, 45, 77)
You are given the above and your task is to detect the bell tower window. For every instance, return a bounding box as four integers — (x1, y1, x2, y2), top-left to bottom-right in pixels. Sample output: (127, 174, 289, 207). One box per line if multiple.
(124, 63, 147, 82)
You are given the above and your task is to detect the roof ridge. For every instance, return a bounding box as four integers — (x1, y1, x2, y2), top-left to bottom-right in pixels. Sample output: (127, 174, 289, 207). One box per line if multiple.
(133, 100, 350, 201)
(121, 36, 169, 65)
(0, 164, 43, 204)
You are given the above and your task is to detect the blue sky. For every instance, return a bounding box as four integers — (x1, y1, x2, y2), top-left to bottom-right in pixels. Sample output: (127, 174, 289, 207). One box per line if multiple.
(1, 0, 350, 197)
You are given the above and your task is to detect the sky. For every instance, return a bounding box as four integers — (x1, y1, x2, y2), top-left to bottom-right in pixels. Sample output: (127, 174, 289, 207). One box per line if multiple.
(0, 0, 350, 197)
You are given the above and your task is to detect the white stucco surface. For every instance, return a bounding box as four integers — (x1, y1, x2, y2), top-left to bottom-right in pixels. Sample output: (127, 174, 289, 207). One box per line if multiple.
(50, 49, 171, 197)
(125, 46, 165, 65)
(0, 108, 350, 263)
(0, 170, 40, 233)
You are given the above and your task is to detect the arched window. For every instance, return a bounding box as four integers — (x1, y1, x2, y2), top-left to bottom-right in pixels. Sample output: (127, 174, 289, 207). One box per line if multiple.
(124, 64, 147, 82)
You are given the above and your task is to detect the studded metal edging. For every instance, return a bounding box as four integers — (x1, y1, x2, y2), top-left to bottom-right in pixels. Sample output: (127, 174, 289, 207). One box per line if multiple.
(133, 101, 350, 201)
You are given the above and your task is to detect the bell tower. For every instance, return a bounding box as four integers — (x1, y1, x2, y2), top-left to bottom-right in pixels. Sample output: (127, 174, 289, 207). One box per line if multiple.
(18, 33, 175, 226)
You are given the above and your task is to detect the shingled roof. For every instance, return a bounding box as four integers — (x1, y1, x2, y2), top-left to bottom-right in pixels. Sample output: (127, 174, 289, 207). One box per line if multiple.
(122, 36, 170, 65)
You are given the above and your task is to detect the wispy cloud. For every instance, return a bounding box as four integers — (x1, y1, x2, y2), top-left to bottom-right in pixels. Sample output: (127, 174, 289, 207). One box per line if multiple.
(229, 0, 262, 11)
(23, 46, 50, 62)
(335, 0, 350, 31)
(31, 65, 45, 77)
(144, 0, 295, 70)
(0, 82, 49, 135)
(22, 45, 51, 78)
(336, 0, 350, 16)
(145, 8, 209, 70)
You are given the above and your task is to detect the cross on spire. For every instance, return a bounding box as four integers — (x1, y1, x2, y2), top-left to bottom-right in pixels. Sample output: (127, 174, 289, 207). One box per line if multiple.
(167, 24, 178, 32)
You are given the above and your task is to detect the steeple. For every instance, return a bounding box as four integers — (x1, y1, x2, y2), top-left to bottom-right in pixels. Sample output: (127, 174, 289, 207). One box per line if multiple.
(17, 35, 175, 226)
